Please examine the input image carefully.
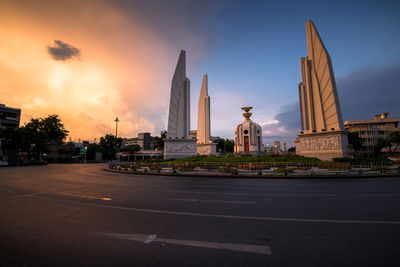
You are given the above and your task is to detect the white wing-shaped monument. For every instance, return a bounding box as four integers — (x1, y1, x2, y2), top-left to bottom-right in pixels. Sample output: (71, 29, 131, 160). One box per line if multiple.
(164, 50, 196, 159)
(295, 21, 349, 160)
(196, 74, 216, 155)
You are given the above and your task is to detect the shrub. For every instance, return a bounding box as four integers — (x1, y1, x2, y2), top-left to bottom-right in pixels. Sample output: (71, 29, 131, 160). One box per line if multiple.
(275, 167, 294, 173)
(333, 157, 392, 163)
(178, 167, 194, 172)
(218, 166, 231, 173)
(371, 166, 390, 171)
(149, 166, 162, 173)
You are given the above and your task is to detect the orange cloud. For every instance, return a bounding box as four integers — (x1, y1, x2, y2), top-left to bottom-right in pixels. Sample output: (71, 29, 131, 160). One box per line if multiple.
(0, 0, 221, 141)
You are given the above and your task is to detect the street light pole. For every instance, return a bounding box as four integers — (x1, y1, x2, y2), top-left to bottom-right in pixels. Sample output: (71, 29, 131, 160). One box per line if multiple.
(114, 117, 120, 138)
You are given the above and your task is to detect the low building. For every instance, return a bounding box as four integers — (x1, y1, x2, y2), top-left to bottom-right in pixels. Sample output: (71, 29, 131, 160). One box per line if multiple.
(0, 104, 21, 161)
(117, 150, 163, 162)
(122, 132, 155, 150)
(265, 141, 287, 155)
(189, 130, 218, 142)
(0, 104, 21, 128)
(189, 130, 197, 139)
(344, 113, 400, 156)
(46, 143, 75, 163)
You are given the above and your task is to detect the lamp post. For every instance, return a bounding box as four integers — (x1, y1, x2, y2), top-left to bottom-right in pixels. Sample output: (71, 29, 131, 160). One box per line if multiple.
(224, 140, 226, 154)
(114, 117, 120, 138)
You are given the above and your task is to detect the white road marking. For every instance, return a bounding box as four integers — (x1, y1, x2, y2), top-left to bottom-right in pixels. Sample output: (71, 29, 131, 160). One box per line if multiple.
(147, 189, 338, 197)
(59, 192, 111, 201)
(144, 234, 157, 244)
(96, 233, 272, 255)
(172, 198, 199, 202)
(0, 191, 53, 200)
(36, 195, 400, 225)
(263, 193, 337, 197)
(355, 194, 400, 197)
(0, 186, 93, 200)
(171, 198, 256, 204)
(0, 187, 17, 194)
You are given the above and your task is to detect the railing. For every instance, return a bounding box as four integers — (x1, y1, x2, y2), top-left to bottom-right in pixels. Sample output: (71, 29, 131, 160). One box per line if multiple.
(108, 160, 400, 176)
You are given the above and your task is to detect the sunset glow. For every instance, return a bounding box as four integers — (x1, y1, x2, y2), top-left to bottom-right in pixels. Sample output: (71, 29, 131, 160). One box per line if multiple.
(0, 1, 199, 141)
(1, 0, 399, 145)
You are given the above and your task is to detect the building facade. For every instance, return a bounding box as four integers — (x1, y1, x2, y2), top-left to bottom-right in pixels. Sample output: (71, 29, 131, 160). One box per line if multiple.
(344, 113, 400, 156)
(0, 104, 21, 128)
(122, 132, 155, 150)
(0, 104, 21, 161)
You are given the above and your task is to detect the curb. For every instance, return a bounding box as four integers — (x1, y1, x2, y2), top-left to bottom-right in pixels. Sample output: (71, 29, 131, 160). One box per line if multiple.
(103, 168, 400, 179)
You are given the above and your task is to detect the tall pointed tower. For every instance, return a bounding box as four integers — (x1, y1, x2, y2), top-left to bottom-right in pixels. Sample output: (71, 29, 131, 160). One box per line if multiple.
(196, 74, 216, 155)
(295, 21, 349, 160)
(164, 50, 196, 159)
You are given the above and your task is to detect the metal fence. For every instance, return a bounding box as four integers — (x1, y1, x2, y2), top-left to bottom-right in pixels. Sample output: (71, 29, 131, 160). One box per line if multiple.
(109, 160, 400, 176)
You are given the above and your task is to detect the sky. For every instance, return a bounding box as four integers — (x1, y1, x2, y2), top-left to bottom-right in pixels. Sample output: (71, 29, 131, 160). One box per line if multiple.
(1, 0, 399, 146)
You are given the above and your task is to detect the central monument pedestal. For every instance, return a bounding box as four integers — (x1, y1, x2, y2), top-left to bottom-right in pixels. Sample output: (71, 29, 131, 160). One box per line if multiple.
(196, 142, 216, 156)
(294, 131, 349, 161)
(164, 138, 197, 159)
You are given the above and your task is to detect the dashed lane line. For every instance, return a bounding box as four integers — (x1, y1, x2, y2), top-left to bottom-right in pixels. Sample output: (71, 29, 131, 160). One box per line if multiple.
(140, 189, 338, 197)
(171, 198, 256, 204)
(355, 194, 400, 197)
(59, 192, 111, 201)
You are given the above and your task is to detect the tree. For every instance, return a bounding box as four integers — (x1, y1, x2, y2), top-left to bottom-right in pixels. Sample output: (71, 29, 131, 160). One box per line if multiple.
(225, 139, 234, 153)
(41, 115, 69, 144)
(389, 131, 400, 150)
(99, 134, 122, 160)
(24, 118, 47, 159)
(385, 131, 400, 156)
(0, 115, 69, 163)
(154, 130, 167, 151)
(347, 132, 363, 156)
(288, 147, 296, 153)
(375, 132, 400, 157)
(375, 138, 391, 156)
(0, 127, 22, 164)
(215, 138, 234, 153)
(86, 143, 99, 161)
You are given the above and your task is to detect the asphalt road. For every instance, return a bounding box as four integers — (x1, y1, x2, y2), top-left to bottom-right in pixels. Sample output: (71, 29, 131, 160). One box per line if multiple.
(1, 164, 400, 267)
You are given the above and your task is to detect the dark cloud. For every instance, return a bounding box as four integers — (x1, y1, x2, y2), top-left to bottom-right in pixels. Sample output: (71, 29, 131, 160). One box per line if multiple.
(338, 61, 400, 121)
(262, 103, 300, 146)
(109, 0, 223, 69)
(274, 103, 300, 132)
(267, 61, 400, 145)
(47, 40, 81, 61)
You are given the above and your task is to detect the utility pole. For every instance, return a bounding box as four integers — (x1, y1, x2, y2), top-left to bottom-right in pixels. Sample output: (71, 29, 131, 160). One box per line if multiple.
(114, 117, 120, 138)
